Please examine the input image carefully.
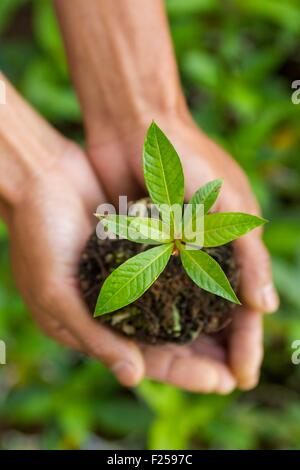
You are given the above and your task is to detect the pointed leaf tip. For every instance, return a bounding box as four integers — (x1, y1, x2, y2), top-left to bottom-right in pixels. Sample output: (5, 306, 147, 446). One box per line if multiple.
(180, 248, 241, 304)
(203, 212, 268, 247)
(188, 178, 224, 215)
(143, 122, 184, 231)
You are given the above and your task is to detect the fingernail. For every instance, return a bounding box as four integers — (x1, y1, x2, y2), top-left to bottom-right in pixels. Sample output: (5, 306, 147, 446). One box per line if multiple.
(202, 367, 219, 392)
(218, 373, 236, 394)
(261, 282, 279, 313)
(112, 361, 139, 387)
(239, 375, 259, 391)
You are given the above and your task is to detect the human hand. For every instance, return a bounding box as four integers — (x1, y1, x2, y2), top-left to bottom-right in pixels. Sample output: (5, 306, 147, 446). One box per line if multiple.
(5, 136, 149, 387)
(0, 74, 264, 392)
(88, 114, 278, 390)
(54, 0, 278, 391)
(8, 137, 247, 394)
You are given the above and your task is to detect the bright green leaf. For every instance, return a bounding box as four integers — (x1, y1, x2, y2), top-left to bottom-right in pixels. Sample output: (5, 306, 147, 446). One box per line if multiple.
(188, 179, 223, 214)
(183, 179, 222, 244)
(95, 214, 173, 245)
(95, 243, 173, 316)
(203, 212, 267, 247)
(143, 122, 184, 232)
(180, 249, 240, 304)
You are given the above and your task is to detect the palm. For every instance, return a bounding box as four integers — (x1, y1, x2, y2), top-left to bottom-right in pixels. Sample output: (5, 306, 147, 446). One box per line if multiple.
(7, 146, 98, 349)
(9, 145, 103, 301)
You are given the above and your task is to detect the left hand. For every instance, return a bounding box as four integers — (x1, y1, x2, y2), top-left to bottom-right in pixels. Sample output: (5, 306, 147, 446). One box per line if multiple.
(7, 140, 145, 387)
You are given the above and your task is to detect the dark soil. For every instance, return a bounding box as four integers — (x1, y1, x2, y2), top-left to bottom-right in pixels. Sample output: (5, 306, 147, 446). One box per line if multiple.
(79, 227, 240, 345)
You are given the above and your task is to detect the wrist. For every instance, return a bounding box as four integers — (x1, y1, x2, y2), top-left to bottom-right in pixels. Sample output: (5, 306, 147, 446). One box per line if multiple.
(0, 141, 58, 209)
(55, 0, 191, 147)
(0, 75, 66, 213)
(86, 93, 192, 149)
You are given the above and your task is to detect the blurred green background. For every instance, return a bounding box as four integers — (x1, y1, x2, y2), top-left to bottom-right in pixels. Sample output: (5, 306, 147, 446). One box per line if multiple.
(1, 0, 300, 450)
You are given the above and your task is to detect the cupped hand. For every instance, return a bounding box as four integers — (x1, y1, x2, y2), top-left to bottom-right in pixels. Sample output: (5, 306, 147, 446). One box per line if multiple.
(7, 136, 243, 393)
(88, 114, 279, 390)
(7, 140, 146, 386)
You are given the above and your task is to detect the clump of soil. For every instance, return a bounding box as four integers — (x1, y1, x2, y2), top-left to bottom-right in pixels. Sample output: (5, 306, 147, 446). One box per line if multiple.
(79, 222, 240, 345)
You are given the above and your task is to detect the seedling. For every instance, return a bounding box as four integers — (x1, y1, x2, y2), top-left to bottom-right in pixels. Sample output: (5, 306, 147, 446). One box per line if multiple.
(94, 122, 266, 316)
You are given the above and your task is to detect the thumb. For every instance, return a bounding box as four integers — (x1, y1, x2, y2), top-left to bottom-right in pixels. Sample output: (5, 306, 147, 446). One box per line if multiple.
(234, 233, 279, 313)
(229, 308, 263, 390)
(54, 285, 145, 387)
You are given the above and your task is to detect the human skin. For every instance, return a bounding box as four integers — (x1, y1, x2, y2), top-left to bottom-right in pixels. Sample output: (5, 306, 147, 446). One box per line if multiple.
(0, 75, 144, 386)
(55, 0, 279, 389)
(0, 76, 248, 393)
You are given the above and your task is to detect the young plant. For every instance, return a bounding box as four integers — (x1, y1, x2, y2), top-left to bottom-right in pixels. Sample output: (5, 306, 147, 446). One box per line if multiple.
(94, 122, 266, 316)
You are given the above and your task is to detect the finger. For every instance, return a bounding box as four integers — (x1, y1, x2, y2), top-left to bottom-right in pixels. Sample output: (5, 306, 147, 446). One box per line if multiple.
(51, 285, 145, 387)
(229, 308, 263, 390)
(88, 142, 143, 204)
(234, 234, 279, 313)
(190, 336, 226, 363)
(35, 315, 84, 351)
(142, 344, 236, 394)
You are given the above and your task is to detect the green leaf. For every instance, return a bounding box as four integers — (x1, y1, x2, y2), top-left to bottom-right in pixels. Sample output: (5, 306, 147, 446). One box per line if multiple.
(183, 179, 222, 244)
(188, 179, 223, 214)
(203, 212, 267, 247)
(143, 122, 184, 231)
(180, 249, 240, 304)
(95, 243, 173, 316)
(95, 214, 172, 245)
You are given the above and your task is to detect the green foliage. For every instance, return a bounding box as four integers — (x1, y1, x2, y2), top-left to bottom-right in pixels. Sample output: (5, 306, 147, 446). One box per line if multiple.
(0, 0, 27, 34)
(180, 249, 240, 304)
(203, 212, 267, 247)
(96, 123, 265, 314)
(95, 244, 173, 316)
(95, 215, 172, 245)
(0, 0, 300, 451)
(143, 121, 184, 230)
(188, 178, 223, 214)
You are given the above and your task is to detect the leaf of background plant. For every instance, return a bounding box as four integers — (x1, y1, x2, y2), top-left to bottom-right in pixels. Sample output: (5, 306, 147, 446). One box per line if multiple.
(203, 212, 267, 247)
(96, 214, 172, 245)
(0, 221, 8, 241)
(0, 0, 26, 34)
(33, 0, 67, 76)
(180, 249, 240, 304)
(167, 0, 217, 16)
(22, 60, 81, 122)
(143, 122, 184, 231)
(95, 243, 173, 316)
(183, 50, 219, 90)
